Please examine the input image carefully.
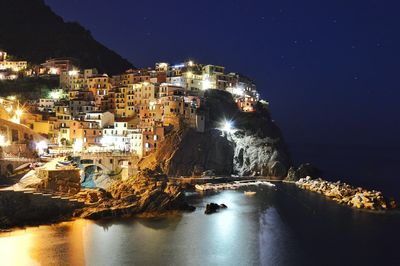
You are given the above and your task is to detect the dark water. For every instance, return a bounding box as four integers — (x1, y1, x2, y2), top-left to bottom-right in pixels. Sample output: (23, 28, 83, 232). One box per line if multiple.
(289, 143, 400, 199)
(1, 185, 399, 266)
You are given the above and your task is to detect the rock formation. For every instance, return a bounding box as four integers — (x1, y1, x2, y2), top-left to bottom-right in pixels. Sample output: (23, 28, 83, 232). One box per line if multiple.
(204, 203, 228, 214)
(296, 176, 397, 210)
(75, 174, 194, 219)
(285, 163, 322, 182)
(139, 90, 291, 179)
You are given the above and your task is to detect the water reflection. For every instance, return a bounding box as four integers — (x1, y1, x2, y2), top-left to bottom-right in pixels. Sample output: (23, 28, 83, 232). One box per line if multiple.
(0, 186, 399, 265)
(0, 220, 88, 266)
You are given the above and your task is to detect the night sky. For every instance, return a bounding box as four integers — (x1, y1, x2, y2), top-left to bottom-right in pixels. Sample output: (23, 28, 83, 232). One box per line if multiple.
(45, 0, 400, 148)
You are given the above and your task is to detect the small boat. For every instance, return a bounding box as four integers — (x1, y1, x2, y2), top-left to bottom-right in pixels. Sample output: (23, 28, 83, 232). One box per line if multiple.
(244, 191, 256, 196)
(57, 160, 73, 166)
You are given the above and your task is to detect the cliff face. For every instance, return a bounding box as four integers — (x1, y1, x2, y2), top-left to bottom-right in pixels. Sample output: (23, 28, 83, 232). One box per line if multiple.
(140, 90, 291, 179)
(0, 0, 133, 74)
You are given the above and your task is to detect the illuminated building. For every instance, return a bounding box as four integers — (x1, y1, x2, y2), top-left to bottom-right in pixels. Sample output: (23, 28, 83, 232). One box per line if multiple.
(41, 57, 78, 76)
(85, 111, 114, 128)
(70, 120, 102, 147)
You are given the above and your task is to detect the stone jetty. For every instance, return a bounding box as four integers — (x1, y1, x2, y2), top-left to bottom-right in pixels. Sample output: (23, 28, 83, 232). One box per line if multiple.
(296, 176, 397, 210)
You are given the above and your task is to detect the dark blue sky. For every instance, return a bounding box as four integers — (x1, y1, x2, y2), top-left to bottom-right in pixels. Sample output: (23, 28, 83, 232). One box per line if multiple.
(45, 0, 400, 147)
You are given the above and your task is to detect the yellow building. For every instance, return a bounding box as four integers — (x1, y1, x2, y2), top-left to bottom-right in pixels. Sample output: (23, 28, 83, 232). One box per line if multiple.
(132, 82, 156, 109)
(0, 52, 27, 72)
(87, 74, 112, 98)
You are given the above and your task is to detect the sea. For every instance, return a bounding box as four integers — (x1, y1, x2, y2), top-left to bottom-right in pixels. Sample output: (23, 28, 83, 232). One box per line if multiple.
(289, 143, 400, 200)
(0, 144, 399, 266)
(0, 185, 399, 266)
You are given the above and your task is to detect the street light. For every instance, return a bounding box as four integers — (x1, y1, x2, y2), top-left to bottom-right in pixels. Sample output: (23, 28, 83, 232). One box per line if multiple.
(15, 109, 23, 117)
(219, 119, 235, 134)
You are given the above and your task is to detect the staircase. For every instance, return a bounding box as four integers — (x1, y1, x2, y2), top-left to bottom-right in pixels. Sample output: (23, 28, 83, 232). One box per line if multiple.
(9, 189, 86, 208)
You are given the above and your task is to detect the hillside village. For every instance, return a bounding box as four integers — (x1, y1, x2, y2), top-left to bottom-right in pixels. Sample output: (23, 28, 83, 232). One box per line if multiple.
(0, 51, 263, 178)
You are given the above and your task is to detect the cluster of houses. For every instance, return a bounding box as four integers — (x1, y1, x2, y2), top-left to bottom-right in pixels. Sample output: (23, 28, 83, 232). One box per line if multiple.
(1, 56, 261, 159)
(0, 51, 28, 80)
(0, 50, 80, 80)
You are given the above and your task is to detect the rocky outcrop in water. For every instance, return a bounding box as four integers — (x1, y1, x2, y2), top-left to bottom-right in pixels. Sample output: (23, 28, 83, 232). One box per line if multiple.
(204, 203, 227, 214)
(139, 90, 290, 178)
(75, 174, 194, 219)
(296, 176, 397, 210)
(285, 163, 322, 181)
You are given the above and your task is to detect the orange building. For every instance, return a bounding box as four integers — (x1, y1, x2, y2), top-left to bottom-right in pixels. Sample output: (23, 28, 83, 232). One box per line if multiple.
(70, 120, 102, 147)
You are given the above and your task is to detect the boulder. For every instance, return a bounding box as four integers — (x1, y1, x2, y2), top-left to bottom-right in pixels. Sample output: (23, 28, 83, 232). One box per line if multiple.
(296, 163, 322, 179)
(204, 203, 228, 214)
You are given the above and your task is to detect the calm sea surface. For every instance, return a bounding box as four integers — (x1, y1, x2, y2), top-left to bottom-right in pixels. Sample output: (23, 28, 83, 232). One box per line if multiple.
(289, 143, 400, 199)
(1, 185, 399, 266)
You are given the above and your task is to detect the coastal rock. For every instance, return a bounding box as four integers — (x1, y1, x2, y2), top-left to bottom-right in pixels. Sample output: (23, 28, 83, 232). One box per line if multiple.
(296, 177, 396, 211)
(138, 90, 290, 178)
(296, 163, 322, 179)
(285, 167, 299, 181)
(77, 174, 195, 219)
(204, 203, 228, 214)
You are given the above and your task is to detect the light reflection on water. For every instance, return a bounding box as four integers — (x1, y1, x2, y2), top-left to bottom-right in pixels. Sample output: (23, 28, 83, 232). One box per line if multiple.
(0, 185, 399, 266)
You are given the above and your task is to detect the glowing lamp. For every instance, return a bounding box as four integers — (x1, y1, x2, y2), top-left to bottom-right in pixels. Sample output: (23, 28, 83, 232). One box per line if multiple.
(68, 70, 79, 76)
(219, 119, 235, 134)
(15, 109, 23, 117)
(223, 121, 233, 132)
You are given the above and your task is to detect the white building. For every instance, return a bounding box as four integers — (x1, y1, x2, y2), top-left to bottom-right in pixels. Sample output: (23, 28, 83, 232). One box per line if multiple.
(38, 98, 55, 112)
(85, 111, 114, 128)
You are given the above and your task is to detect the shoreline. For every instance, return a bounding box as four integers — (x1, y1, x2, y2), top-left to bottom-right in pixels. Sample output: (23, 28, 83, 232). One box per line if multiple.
(296, 177, 397, 211)
(1, 176, 397, 231)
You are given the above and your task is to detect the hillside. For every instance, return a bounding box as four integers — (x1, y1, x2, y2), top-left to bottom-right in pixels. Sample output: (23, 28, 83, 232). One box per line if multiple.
(0, 0, 133, 74)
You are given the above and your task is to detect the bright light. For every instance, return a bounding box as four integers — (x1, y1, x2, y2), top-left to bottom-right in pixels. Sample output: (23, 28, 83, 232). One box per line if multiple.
(232, 87, 244, 96)
(0, 134, 7, 146)
(223, 121, 233, 132)
(73, 138, 84, 153)
(188, 60, 194, 67)
(15, 109, 23, 117)
(11, 116, 20, 124)
(186, 71, 193, 78)
(220, 119, 235, 133)
(5, 106, 12, 113)
(49, 90, 62, 100)
(7, 95, 16, 101)
(36, 141, 48, 155)
(173, 63, 185, 68)
(49, 67, 58, 75)
(68, 70, 79, 76)
(202, 79, 211, 90)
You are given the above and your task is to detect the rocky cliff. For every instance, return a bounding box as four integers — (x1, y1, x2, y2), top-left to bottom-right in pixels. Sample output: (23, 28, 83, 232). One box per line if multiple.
(139, 90, 291, 179)
(75, 174, 194, 219)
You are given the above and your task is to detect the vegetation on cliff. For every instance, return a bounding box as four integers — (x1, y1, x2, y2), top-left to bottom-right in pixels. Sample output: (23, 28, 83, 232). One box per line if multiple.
(0, 76, 58, 100)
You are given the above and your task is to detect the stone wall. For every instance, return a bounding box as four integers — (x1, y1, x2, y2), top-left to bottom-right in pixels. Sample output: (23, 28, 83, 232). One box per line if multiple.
(37, 169, 81, 194)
